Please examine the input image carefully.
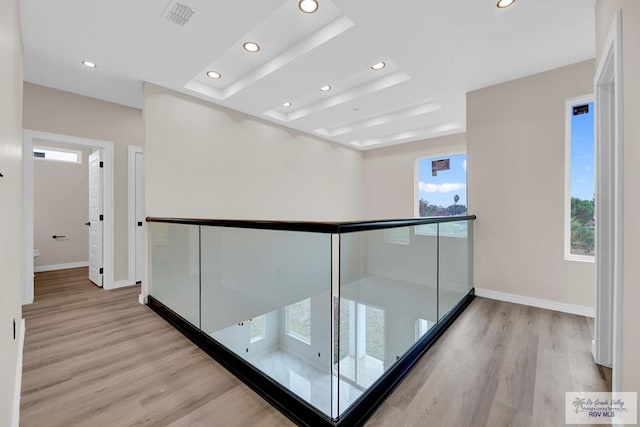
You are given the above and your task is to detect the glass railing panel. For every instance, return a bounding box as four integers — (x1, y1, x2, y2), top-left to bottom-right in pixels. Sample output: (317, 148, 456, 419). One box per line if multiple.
(199, 226, 333, 418)
(338, 225, 438, 415)
(438, 220, 473, 320)
(148, 222, 201, 327)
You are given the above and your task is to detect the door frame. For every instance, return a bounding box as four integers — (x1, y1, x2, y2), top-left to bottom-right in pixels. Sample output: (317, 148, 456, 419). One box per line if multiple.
(22, 130, 115, 303)
(593, 9, 623, 391)
(127, 145, 143, 286)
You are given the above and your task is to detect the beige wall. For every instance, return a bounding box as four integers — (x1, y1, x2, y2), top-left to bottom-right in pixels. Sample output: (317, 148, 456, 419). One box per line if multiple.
(33, 142, 91, 268)
(595, 0, 640, 394)
(0, 0, 23, 424)
(144, 83, 363, 221)
(23, 83, 144, 281)
(467, 60, 596, 310)
(363, 133, 466, 219)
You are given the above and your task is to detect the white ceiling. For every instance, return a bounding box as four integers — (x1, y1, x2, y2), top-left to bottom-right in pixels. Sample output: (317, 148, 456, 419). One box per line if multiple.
(21, 0, 596, 150)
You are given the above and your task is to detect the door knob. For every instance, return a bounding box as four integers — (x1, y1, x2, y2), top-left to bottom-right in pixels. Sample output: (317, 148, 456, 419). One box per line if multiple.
(84, 221, 91, 226)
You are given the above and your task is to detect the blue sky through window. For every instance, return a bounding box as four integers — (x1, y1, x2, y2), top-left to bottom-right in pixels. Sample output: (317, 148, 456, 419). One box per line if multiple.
(570, 102, 595, 201)
(417, 154, 467, 208)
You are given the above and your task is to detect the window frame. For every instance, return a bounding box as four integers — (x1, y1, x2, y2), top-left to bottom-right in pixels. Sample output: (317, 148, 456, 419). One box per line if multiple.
(249, 315, 266, 344)
(564, 94, 596, 263)
(414, 152, 468, 238)
(33, 145, 82, 164)
(285, 298, 312, 345)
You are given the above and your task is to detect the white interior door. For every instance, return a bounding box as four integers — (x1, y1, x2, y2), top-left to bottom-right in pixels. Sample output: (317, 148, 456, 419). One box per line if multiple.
(88, 150, 103, 286)
(135, 152, 144, 283)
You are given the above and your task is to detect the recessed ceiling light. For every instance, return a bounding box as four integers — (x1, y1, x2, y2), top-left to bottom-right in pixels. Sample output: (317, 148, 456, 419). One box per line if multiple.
(206, 71, 222, 79)
(371, 62, 386, 70)
(282, 102, 292, 107)
(496, 0, 515, 8)
(82, 61, 97, 68)
(320, 85, 331, 91)
(243, 42, 260, 53)
(298, 0, 319, 13)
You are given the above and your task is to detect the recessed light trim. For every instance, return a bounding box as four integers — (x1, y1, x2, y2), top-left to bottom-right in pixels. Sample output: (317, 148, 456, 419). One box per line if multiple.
(371, 62, 386, 70)
(496, 0, 515, 8)
(243, 42, 260, 53)
(282, 102, 292, 107)
(82, 61, 97, 68)
(206, 71, 222, 79)
(320, 85, 331, 91)
(298, 0, 319, 13)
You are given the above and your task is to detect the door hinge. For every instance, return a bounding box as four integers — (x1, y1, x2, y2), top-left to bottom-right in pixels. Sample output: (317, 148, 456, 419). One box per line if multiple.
(99, 267, 103, 275)
(99, 161, 104, 168)
(99, 214, 104, 221)
(13, 319, 16, 340)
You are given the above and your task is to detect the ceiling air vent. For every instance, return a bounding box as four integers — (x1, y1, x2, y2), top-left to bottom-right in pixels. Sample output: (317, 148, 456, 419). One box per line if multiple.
(162, 0, 196, 27)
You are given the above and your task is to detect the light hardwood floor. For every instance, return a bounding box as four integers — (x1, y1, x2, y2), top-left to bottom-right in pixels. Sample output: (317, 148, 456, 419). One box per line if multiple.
(21, 268, 610, 427)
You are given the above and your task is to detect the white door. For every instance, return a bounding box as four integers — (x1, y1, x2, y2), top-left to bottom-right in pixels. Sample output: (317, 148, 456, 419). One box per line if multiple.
(88, 150, 103, 286)
(135, 152, 144, 283)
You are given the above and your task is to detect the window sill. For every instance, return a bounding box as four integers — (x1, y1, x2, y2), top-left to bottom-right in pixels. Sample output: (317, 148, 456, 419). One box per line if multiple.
(565, 254, 595, 263)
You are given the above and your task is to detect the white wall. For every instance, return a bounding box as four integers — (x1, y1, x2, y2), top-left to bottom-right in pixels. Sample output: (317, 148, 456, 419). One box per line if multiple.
(0, 0, 23, 424)
(23, 83, 144, 281)
(467, 60, 596, 312)
(595, 0, 640, 395)
(144, 83, 363, 222)
(33, 142, 91, 269)
(363, 133, 466, 219)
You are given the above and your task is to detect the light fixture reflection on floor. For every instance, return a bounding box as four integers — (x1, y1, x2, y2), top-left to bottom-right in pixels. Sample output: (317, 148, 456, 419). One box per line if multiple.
(299, 0, 319, 13)
(496, 0, 515, 8)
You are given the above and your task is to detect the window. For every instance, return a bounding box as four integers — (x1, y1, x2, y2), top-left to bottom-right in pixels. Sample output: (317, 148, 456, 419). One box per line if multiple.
(416, 154, 467, 235)
(416, 318, 436, 340)
(384, 227, 410, 245)
(249, 315, 266, 343)
(33, 146, 81, 164)
(285, 298, 311, 344)
(566, 97, 595, 260)
(338, 299, 384, 388)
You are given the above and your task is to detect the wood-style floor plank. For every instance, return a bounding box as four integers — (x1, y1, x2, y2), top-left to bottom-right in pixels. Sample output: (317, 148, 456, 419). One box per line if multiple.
(21, 268, 610, 426)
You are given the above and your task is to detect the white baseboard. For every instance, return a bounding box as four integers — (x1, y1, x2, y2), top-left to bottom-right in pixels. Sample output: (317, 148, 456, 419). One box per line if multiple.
(104, 279, 137, 290)
(12, 318, 25, 427)
(34, 261, 89, 273)
(475, 288, 595, 317)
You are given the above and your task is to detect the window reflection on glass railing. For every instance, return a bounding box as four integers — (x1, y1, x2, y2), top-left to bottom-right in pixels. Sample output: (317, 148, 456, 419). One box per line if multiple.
(415, 220, 468, 237)
(285, 298, 312, 345)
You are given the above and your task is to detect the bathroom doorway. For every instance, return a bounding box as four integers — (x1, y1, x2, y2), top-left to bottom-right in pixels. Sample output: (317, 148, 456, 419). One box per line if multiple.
(22, 130, 115, 304)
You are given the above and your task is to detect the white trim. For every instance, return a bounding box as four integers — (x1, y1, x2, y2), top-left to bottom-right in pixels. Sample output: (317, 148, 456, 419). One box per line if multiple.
(22, 135, 34, 304)
(23, 130, 116, 302)
(106, 280, 137, 290)
(593, 9, 623, 391)
(127, 145, 144, 287)
(564, 94, 595, 263)
(475, 288, 595, 318)
(34, 261, 89, 273)
(12, 318, 25, 427)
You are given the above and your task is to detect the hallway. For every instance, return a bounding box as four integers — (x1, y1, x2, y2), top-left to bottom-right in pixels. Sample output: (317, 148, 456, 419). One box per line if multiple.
(21, 268, 610, 426)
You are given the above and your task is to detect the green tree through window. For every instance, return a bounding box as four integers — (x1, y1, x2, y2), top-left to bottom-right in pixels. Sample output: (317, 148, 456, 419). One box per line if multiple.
(568, 101, 595, 257)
